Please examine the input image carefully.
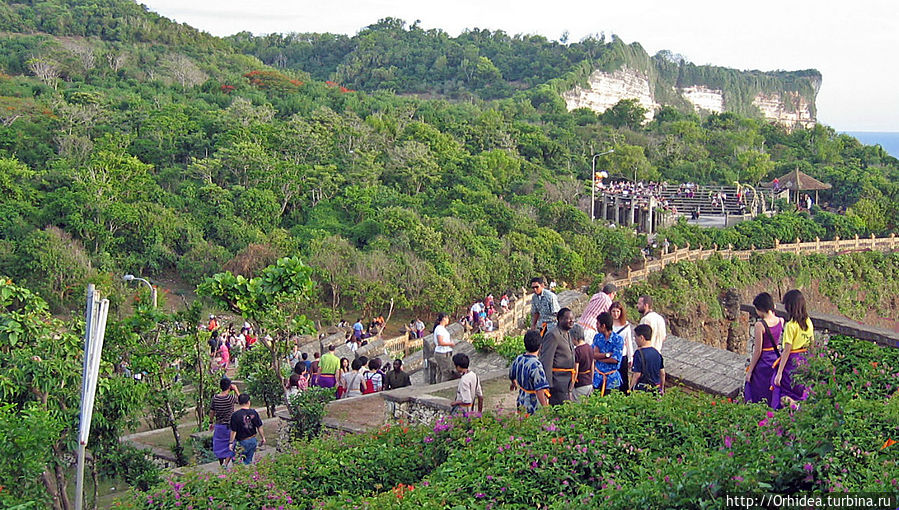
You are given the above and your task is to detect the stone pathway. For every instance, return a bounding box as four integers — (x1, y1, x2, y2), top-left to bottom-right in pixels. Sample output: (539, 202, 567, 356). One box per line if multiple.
(661, 335, 745, 398)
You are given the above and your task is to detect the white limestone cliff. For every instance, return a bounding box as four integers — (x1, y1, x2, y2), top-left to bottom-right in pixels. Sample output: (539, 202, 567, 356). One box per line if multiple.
(751, 91, 816, 129)
(564, 67, 816, 128)
(680, 85, 725, 114)
(562, 67, 657, 122)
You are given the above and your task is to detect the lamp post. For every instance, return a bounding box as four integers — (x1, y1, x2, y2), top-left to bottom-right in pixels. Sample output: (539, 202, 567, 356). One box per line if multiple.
(123, 274, 157, 308)
(590, 149, 615, 221)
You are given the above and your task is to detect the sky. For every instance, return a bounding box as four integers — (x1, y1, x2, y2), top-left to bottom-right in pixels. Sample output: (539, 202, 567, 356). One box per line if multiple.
(139, 0, 898, 132)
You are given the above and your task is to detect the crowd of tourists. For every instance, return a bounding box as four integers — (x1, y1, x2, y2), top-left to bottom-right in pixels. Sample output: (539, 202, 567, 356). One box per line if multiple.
(202, 273, 816, 467)
(504, 277, 812, 415)
(204, 316, 259, 373)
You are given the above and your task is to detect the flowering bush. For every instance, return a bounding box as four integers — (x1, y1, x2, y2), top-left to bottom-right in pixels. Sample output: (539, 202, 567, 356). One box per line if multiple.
(243, 70, 303, 93)
(119, 335, 899, 509)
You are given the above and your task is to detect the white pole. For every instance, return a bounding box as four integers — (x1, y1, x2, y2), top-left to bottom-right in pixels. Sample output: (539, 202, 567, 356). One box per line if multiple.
(75, 286, 109, 510)
(590, 149, 614, 222)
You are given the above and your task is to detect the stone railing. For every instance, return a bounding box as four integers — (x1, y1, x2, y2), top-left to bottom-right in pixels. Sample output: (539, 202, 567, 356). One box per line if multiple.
(610, 233, 899, 288)
(382, 369, 507, 425)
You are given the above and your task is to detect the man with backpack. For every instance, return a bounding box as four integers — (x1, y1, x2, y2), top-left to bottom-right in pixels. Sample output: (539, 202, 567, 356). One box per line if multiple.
(229, 393, 266, 465)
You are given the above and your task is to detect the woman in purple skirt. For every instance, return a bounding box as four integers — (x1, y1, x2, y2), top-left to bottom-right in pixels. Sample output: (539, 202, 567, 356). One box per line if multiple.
(770, 289, 814, 409)
(744, 292, 783, 405)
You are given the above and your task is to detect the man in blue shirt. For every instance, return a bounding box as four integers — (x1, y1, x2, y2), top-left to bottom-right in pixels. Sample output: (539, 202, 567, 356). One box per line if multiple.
(591, 312, 623, 396)
(509, 331, 550, 414)
(352, 318, 364, 341)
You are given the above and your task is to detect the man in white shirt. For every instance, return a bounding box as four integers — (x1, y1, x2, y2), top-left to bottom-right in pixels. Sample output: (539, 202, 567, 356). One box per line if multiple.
(637, 295, 667, 351)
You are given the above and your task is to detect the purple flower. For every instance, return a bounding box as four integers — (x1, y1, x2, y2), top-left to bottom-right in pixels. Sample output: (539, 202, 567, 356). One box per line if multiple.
(804, 463, 814, 472)
(724, 436, 732, 448)
(423, 436, 434, 443)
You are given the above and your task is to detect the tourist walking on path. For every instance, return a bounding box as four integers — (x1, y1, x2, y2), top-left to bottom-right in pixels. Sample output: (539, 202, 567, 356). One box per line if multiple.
(229, 394, 265, 465)
(450, 353, 483, 415)
(208, 377, 240, 468)
(539, 308, 577, 405)
(592, 312, 623, 396)
(509, 330, 550, 414)
(744, 292, 783, 405)
(638, 295, 667, 351)
(771, 289, 814, 409)
(433, 313, 456, 383)
(530, 277, 560, 336)
(610, 301, 634, 394)
(630, 324, 665, 394)
(571, 325, 594, 402)
(577, 283, 616, 343)
(316, 345, 340, 389)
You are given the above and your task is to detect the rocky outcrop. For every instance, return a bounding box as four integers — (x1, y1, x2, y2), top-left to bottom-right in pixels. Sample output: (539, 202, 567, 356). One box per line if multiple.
(564, 67, 818, 129)
(751, 91, 816, 129)
(680, 85, 725, 114)
(562, 67, 657, 122)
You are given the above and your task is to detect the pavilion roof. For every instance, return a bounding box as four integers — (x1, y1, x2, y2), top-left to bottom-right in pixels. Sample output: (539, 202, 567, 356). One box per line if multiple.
(772, 169, 832, 191)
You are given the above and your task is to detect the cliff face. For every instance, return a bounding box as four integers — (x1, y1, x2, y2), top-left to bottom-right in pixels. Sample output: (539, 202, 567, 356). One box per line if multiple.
(563, 62, 820, 129)
(562, 67, 657, 123)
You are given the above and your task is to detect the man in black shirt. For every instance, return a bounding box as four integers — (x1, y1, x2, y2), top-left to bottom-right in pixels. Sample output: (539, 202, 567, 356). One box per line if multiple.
(629, 324, 666, 395)
(384, 359, 411, 390)
(229, 394, 266, 465)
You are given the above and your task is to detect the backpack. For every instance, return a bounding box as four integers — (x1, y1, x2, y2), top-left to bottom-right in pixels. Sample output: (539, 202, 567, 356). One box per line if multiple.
(362, 370, 383, 394)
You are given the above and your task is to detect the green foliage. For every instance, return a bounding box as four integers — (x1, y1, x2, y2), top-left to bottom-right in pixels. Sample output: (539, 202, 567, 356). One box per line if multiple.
(237, 346, 284, 417)
(97, 444, 162, 492)
(284, 386, 336, 441)
(601, 98, 647, 130)
(471, 333, 523, 363)
(0, 278, 148, 506)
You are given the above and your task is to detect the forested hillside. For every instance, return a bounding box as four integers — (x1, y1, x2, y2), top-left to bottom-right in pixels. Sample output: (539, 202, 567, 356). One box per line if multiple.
(0, 0, 897, 320)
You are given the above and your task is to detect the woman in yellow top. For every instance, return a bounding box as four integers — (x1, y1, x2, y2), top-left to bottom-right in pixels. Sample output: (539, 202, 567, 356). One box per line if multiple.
(771, 289, 814, 409)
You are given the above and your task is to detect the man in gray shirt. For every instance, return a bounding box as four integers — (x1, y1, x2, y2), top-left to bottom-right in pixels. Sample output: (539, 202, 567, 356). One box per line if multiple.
(530, 277, 560, 336)
(539, 308, 576, 405)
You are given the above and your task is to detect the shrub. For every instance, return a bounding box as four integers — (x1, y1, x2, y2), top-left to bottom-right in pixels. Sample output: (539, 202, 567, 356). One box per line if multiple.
(471, 333, 522, 363)
(284, 386, 335, 441)
(237, 346, 284, 417)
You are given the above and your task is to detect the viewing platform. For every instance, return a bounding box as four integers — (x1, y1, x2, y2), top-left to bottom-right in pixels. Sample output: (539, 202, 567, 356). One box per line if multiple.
(592, 182, 776, 233)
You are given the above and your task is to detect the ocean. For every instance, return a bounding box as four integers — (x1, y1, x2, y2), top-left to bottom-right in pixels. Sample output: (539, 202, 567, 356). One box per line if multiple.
(843, 131, 899, 158)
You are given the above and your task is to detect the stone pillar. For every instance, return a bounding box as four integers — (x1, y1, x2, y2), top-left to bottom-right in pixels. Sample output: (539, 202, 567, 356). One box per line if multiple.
(600, 194, 607, 221)
(628, 200, 635, 227)
(421, 333, 436, 384)
(648, 197, 656, 233)
(722, 288, 742, 353)
(613, 196, 620, 224)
